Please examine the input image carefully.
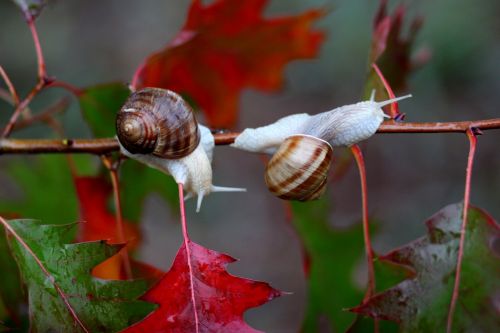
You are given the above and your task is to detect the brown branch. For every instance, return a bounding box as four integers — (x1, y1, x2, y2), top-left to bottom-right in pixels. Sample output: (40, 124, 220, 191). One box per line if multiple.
(0, 118, 500, 155)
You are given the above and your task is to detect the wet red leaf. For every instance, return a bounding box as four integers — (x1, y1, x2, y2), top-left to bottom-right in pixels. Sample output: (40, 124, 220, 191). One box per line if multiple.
(135, 0, 325, 128)
(74, 176, 140, 279)
(121, 240, 282, 333)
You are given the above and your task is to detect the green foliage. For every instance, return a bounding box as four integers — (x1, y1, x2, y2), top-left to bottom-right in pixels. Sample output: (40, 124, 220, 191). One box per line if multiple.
(290, 199, 366, 332)
(0, 156, 78, 225)
(6, 219, 155, 333)
(79, 83, 131, 139)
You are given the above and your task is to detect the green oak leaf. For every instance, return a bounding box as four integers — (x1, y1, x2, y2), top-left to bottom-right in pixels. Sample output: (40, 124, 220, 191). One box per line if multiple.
(79, 83, 178, 220)
(351, 203, 500, 332)
(6, 219, 156, 333)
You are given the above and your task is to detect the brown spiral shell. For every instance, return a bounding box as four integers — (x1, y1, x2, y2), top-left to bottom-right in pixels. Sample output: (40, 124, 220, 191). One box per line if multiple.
(265, 134, 333, 201)
(116, 88, 200, 159)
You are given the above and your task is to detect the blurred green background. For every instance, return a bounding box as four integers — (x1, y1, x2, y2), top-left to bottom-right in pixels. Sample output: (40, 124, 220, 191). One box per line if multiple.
(1, 0, 499, 332)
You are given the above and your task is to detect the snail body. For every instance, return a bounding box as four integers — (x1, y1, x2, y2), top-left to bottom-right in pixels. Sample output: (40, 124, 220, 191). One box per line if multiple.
(232, 93, 412, 201)
(232, 93, 412, 152)
(116, 88, 244, 212)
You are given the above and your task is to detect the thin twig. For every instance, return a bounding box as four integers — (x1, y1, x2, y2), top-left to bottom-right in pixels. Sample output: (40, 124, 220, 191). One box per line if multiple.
(12, 97, 70, 131)
(101, 155, 133, 280)
(0, 65, 20, 106)
(0, 215, 89, 332)
(0, 17, 49, 137)
(446, 128, 477, 333)
(47, 80, 83, 96)
(1, 118, 500, 154)
(2, 79, 45, 137)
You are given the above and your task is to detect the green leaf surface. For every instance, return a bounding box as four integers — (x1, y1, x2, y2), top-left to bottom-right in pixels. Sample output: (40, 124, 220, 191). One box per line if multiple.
(11, 0, 47, 20)
(291, 199, 367, 332)
(6, 219, 156, 333)
(119, 160, 178, 221)
(352, 203, 500, 332)
(0, 156, 78, 225)
(79, 83, 178, 219)
(79, 83, 131, 138)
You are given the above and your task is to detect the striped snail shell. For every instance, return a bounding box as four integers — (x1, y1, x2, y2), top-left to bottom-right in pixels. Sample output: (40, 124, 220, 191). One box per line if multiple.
(265, 134, 333, 201)
(116, 87, 200, 159)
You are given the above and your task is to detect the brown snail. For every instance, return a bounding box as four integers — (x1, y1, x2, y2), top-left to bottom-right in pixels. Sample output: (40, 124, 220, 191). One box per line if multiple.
(232, 91, 412, 201)
(265, 134, 333, 201)
(116, 88, 245, 212)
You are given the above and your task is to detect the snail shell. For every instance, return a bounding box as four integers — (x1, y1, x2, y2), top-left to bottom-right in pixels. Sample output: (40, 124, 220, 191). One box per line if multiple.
(116, 87, 200, 159)
(265, 134, 333, 201)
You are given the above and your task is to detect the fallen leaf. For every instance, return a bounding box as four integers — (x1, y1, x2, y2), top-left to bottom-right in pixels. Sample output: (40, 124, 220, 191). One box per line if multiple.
(6, 219, 155, 333)
(351, 203, 500, 332)
(135, 0, 325, 128)
(121, 240, 281, 333)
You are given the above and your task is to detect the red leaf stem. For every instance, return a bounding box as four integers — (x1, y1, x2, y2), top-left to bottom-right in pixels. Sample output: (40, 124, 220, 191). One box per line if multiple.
(28, 19, 46, 81)
(350, 145, 376, 301)
(372, 63, 399, 118)
(101, 156, 133, 279)
(177, 182, 200, 332)
(446, 128, 478, 333)
(0, 215, 89, 332)
(47, 80, 84, 96)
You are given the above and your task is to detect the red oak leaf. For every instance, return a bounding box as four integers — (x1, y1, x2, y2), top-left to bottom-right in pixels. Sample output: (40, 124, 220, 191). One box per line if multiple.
(121, 240, 282, 333)
(370, 0, 430, 91)
(74, 176, 141, 279)
(134, 0, 325, 128)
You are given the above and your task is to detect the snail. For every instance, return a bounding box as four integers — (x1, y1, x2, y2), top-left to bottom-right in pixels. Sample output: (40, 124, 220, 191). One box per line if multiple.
(265, 134, 333, 201)
(116, 87, 245, 212)
(231, 92, 412, 200)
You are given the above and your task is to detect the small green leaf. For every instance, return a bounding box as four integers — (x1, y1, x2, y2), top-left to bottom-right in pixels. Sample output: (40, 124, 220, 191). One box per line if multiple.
(352, 203, 500, 332)
(79, 83, 131, 138)
(6, 219, 156, 333)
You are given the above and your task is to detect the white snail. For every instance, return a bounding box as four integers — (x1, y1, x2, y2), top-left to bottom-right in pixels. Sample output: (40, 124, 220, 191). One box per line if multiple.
(116, 88, 245, 212)
(231, 92, 412, 201)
